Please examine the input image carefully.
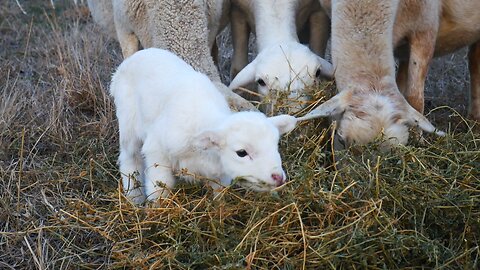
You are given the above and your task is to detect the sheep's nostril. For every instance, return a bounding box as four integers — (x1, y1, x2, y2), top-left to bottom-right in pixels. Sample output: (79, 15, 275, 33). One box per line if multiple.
(271, 173, 284, 187)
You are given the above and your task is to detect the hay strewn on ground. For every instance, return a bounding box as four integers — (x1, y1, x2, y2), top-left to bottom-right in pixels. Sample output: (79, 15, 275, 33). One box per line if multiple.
(1, 1, 479, 269)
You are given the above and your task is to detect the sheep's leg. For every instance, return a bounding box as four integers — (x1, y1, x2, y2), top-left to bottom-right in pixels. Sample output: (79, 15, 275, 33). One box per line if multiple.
(117, 31, 140, 58)
(404, 31, 436, 113)
(211, 41, 219, 66)
(118, 138, 146, 204)
(113, 10, 140, 59)
(308, 9, 330, 57)
(230, 6, 250, 79)
(468, 41, 480, 121)
(396, 59, 409, 95)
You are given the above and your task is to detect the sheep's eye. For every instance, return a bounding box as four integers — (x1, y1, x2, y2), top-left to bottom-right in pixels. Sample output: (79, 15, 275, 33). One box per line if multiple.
(236, 149, 248, 157)
(256, 79, 266, 87)
(315, 68, 321, 78)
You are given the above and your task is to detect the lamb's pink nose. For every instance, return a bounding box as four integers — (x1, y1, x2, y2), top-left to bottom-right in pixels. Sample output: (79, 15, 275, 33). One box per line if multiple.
(271, 173, 285, 187)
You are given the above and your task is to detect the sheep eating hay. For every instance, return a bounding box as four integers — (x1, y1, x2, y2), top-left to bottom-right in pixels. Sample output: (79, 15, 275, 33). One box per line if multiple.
(228, 0, 333, 112)
(300, 0, 444, 149)
(319, 0, 480, 122)
(110, 48, 300, 203)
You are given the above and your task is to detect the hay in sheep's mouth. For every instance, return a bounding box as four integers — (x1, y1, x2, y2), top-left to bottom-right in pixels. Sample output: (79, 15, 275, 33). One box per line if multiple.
(0, 1, 479, 269)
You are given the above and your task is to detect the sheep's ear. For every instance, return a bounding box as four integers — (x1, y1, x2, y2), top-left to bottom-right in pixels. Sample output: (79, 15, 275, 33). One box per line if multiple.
(269, 114, 298, 135)
(296, 91, 347, 121)
(406, 106, 446, 136)
(317, 56, 335, 79)
(193, 130, 226, 150)
(229, 60, 257, 90)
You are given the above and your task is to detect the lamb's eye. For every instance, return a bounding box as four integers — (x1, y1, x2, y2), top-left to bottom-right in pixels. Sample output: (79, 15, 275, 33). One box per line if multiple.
(256, 79, 266, 87)
(236, 149, 248, 157)
(315, 68, 321, 78)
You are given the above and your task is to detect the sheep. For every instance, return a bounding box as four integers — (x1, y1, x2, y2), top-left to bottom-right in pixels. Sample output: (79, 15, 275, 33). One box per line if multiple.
(87, 0, 254, 111)
(86, 0, 116, 39)
(297, 1, 331, 58)
(110, 48, 300, 203)
(316, 0, 438, 117)
(228, 0, 334, 111)
(394, 0, 480, 121)
(318, 0, 480, 121)
(299, 0, 444, 149)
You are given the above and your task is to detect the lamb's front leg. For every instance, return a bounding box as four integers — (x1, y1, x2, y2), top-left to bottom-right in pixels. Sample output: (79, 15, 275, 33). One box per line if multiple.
(208, 176, 232, 198)
(142, 140, 175, 201)
(118, 138, 146, 205)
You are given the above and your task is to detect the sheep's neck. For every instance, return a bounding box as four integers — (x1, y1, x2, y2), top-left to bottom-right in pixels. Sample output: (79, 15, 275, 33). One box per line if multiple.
(332, 0, 399, 91)
(254, 2, 299, 50)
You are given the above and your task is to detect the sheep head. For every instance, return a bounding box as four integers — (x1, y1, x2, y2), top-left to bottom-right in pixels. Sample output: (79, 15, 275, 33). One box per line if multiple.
(298, 88, 445, 149)
(193, 112, 297, 191)
(229, 42, 333, 114)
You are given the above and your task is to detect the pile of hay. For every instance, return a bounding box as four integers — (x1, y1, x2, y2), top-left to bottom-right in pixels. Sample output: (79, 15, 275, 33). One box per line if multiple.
(1, 1, 478, 269)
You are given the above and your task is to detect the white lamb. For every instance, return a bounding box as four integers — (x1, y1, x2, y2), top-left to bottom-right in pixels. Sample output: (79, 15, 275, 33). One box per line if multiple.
(299, 0, 444, 149)
(228, 0, 333, 110)
(110, 48, 299, 203)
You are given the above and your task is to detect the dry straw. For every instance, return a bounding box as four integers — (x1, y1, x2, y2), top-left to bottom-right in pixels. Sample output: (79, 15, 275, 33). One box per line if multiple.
(0, 1, 478, 269)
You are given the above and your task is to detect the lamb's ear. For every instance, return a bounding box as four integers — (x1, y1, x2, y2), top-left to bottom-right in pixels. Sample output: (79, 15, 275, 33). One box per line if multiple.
(269, 114, 298, 135)
(193, 130, 226, 150)
(296, 91, 348, 121)
(406, 106, 446, 136)
(229, 60, 257, 90)
(317, 56, 334, 79)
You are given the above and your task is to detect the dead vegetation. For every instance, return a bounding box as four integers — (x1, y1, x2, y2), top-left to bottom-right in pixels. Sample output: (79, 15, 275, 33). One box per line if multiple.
(0, 1, 479, 269)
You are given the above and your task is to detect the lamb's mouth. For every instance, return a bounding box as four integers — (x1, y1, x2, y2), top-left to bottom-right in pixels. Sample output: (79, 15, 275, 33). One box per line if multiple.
(233, 177, 276, 192)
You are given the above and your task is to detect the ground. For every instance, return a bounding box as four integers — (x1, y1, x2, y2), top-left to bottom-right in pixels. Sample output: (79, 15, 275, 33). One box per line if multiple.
(0, 1, 479, 269)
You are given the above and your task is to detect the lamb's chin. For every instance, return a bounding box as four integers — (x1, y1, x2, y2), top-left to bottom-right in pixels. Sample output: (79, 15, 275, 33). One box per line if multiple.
(236, 177, 276, 192)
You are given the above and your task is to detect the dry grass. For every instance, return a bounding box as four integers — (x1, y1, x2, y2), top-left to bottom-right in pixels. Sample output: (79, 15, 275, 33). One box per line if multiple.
(0, 1, 479, 269)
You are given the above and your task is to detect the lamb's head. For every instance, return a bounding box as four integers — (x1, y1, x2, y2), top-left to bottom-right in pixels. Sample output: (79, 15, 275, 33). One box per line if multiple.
(229, 42, 334, 114)
(298, 89, 445, 149)
(193, 112, 298, 191)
